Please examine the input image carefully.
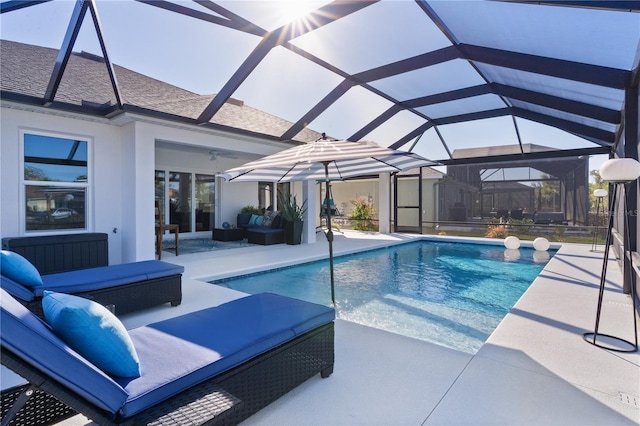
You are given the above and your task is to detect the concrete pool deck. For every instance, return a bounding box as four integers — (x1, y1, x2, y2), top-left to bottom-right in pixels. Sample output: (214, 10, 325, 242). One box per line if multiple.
(11, 231, 638, 425)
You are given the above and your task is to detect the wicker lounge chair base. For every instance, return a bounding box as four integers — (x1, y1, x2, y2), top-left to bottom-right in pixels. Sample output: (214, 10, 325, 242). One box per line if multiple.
(1, 322, 334, 425)
(23, 273, 182, 319)
(1, 258, 184, 319)
(1, 384, 78, 425)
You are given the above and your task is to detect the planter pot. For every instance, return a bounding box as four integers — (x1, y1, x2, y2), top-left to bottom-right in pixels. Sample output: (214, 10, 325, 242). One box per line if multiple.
(284, 220, 303, 245)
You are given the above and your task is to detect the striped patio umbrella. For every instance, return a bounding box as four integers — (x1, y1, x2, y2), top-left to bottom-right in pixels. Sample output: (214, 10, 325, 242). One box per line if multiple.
(219, 139, 434, 183)
(219, 137, 437, 304)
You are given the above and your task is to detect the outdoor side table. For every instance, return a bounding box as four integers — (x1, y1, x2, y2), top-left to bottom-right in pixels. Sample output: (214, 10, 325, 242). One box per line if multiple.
(212, 228, 244, 241)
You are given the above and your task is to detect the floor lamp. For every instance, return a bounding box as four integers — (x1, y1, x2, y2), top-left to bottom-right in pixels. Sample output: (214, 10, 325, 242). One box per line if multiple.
(583, 158, 640, 353)
(590, 188, 608, 252)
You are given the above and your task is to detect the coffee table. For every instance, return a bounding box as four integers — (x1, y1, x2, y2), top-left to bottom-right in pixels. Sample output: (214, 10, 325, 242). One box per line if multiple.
(212, 228, 244, 241)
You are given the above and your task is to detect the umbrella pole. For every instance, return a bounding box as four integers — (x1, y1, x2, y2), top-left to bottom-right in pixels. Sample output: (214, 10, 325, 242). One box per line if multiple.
(323, 162, 335, 305)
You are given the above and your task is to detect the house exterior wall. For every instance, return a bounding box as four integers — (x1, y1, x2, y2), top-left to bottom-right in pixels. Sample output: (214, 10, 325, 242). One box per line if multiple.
(1, 107, 127, 263)
(1, 105, 291, 263)
(0, 104, 437, 261)
(328, 180, 380, 218)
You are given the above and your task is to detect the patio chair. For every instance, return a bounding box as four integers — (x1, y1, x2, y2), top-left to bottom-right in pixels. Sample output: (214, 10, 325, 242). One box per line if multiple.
(319, 197, 342, 232)
(320, 198, 340, 217)
(510, 209, 523, 220)
(496, 209, 509, 221)
(155, 201, 179, 259)
(1, 289, 335, 425)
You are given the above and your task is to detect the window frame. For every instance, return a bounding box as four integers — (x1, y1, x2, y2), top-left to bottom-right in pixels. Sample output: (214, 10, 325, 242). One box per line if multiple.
(20, 128, 92, 234)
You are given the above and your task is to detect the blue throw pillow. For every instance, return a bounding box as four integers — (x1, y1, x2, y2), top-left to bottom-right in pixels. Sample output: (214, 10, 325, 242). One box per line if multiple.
(42, 291, 141, 378)
(0, 250, 43, 288)
(249, 214, 264, 226)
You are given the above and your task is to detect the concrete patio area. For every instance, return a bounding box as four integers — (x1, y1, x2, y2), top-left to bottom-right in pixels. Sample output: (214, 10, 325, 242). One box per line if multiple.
(14, 231, 639, 425)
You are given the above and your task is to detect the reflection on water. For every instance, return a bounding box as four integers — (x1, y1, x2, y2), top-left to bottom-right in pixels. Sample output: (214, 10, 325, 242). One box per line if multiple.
(504, 248, 521, 261)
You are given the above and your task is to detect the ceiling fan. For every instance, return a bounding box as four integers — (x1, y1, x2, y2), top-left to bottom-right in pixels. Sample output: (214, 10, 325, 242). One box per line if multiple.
(209, 150, 238, 160)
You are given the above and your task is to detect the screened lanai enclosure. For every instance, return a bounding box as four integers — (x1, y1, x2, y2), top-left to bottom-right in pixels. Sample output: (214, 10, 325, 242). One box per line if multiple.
(1, 2, 639, 291)
(445, 144, 589, 225)
(1, 1, 636, 158)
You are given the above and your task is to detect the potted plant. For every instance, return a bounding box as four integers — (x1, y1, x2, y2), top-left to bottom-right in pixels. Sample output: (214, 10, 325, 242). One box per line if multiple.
(278, 191, 307, 245)
(240, 205, 262, 214)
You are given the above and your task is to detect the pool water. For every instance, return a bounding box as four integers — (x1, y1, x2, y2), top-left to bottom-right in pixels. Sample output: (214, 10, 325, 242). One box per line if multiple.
(213, 241, 553, 354)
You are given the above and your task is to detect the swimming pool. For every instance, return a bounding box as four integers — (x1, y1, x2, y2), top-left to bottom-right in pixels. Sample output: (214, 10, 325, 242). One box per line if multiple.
(213, 241, 553, 354)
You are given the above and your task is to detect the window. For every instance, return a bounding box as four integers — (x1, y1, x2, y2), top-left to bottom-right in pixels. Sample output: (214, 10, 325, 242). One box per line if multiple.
(24, 132, 88, 231)
(258, 182, 273, 211)
(155, 170, 166, 219)
(260, 182, 290, 211)
(277, 183, 290, 200)
(169, 171, 192, 233)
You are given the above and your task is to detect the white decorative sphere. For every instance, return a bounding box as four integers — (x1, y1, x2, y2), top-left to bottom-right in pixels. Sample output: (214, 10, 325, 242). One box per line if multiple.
(504, 249, 521, 261)
(533, 237, 550, 251)
(599, 158, 640, 183)
(504, 236, 521, 250)
(593, 189, 607, 198)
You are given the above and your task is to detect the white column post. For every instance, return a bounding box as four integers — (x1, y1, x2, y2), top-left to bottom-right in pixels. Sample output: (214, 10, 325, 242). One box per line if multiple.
(302, 180, 317, 244)
(379, 173, 391, 234)
(272, 182, 278, 211)
(121, 122, 156, 262)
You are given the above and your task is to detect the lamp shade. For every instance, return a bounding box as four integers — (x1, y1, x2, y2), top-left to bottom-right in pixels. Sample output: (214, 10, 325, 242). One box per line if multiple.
(599, 158, 640, 183)
(593, 189, 608, 198)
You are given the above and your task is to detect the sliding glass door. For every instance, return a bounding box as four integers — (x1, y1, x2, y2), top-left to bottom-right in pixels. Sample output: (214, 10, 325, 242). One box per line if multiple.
(155, 170, 216, 236)
(195, 174, 215, 232)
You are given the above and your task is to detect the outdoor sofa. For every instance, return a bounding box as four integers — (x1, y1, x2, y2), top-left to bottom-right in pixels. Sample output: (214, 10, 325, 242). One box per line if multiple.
(0, 289, 335, 425)
(1, 245, 184, 317)
(237, 212, 285, 245)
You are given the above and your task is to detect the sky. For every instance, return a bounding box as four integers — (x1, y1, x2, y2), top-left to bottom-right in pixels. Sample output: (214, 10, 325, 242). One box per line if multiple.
(0, 0, 621, 178)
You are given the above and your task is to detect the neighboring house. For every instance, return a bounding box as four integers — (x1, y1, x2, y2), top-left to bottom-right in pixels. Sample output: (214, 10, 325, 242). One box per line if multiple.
(1, 40, 324, 263)
(447, 144, 589, 225)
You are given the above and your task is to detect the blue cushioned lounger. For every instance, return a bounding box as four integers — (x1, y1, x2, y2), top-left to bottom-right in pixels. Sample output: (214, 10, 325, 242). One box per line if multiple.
(1, 260, 183, 317)
(1, 289, 335, 425)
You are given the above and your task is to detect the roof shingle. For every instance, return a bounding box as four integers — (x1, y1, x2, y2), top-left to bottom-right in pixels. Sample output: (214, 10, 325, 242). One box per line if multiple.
(0, 40, 323, 143)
